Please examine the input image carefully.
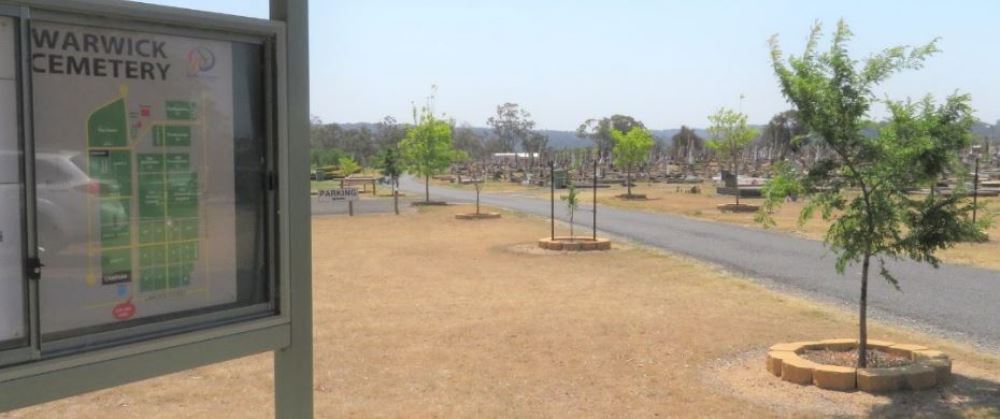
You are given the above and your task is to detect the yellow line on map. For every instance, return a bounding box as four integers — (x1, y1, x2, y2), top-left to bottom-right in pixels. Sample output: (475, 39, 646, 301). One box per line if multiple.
(85, 84, 132, 289)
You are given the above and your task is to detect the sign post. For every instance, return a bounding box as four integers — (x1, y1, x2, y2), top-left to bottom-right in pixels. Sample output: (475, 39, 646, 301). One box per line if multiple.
(271, 1, 313, 418)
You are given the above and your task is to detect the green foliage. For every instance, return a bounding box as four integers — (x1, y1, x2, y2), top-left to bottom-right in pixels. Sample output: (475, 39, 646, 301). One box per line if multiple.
(563, 184, 580, 237)
(755, 162, 804, 228)
(399, 105, 464, 179)
(577, 115, 645, 160)
(376, 146, 404, 180)
(611, 127, 655, 172)
(487, 103, 535, 153)
(310, 148, 344, 169)
(767, 20, 987, 368)
(706, 108, 758, 168)
(767, 20, 983, 281)
(338, 156, 361, 176)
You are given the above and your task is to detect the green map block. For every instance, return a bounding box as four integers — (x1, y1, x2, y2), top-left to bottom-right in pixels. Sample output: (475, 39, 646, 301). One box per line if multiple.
(88, 98, 127, 147)
(167, 172, 198, 218)
(138, 173, 166, 219)
(99, 198, 131, 247)
(138, 154, 164, 174)
(139, 219, 166, 244)
(168, 242, 198, 265)
(139, 245, 166, 268)
(140, 267, 167, 292)
(168, 218, 199, 241)
(168, 264, 193, 288)
(165, 153, 191, 172)
(165, 101, 196, 120)
(101, 248, 132, 285)
(89, 150, 132, 198)
(153, 125, 193, 147)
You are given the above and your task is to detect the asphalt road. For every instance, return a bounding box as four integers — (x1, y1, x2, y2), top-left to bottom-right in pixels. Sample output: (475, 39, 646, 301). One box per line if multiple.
(399, 177, 1000, 351)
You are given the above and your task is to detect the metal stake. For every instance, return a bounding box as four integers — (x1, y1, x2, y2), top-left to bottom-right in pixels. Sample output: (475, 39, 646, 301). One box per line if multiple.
(973, 154, 980, 223)
(593, 158, 598, 241)
(550, 161, 555, 240)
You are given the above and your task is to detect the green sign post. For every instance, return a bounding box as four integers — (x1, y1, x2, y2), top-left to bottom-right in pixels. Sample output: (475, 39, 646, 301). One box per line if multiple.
(0, 1, 313, 417)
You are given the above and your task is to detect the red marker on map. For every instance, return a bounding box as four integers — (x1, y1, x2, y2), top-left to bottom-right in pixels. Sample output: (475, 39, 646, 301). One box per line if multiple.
(112, 298, 136, 320)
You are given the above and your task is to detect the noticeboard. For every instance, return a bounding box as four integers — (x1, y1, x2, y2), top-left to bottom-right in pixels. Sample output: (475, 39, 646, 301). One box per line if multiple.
(0, 1, 313, 416)
(30, 20, 257, 337)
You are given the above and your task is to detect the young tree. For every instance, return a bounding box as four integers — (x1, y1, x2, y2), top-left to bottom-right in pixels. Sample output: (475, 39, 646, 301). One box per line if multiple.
(767, 20, 984, 367)
(564, 184, 579, 239)
(377, 146, 404, 215)
(338, 156, 360, 177)
(577, 115, 645, 163)
(707, 108, 758, 205)
(400, 104, 463, 203)
(610, 127, 655, 197)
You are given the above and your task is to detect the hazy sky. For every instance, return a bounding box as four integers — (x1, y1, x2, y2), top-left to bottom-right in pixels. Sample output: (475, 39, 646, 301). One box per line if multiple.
(141, 0, 1000, 130)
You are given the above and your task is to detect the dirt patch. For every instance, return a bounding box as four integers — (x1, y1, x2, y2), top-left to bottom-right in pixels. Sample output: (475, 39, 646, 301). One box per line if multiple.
(801, 349, 914, 368)
(709, 350, 1000, 417)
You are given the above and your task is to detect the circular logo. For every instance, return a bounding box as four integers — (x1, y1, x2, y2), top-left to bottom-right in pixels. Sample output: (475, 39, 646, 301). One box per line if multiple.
(187, 47, 216, 74)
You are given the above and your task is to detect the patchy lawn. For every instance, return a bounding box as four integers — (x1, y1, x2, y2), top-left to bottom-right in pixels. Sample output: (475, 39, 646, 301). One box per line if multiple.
(6, 206, 999, 418)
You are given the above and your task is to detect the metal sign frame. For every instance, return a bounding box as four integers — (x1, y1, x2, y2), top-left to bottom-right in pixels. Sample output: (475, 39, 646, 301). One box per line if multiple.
(0, 1, 313, 417)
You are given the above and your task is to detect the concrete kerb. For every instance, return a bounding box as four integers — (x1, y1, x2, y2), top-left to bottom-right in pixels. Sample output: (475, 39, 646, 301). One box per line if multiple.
(765, 339, 953, 393)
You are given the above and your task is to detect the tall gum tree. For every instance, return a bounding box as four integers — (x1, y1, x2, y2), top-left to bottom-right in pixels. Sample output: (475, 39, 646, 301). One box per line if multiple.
(765, 20, 985, 367)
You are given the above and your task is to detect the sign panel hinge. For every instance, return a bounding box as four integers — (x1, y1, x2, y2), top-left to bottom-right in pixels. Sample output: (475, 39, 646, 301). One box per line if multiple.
(26, 257, 43, 281)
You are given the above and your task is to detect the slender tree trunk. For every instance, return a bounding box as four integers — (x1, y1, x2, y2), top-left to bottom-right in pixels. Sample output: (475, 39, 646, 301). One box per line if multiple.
(393, 178, 399, 215)
(425, 175, 430, 203)
(570, 211, 574, 239)
(859, 253, 871, 368)
(734, 158, 741, 206)
(627, 167, 632, 197)
(476, 186, 481, 215)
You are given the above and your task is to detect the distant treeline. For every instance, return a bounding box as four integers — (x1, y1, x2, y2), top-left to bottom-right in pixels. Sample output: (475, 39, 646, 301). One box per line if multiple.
(310, 111, 1000, 170)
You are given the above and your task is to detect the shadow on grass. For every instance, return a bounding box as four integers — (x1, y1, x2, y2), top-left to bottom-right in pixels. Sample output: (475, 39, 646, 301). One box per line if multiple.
(867, 373, 1000, 417)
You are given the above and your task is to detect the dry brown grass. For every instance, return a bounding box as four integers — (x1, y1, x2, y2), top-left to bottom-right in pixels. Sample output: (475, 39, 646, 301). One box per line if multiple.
(5, 206, 999, 418)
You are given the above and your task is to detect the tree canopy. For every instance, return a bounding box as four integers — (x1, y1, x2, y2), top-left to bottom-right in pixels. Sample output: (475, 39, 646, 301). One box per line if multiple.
(400, 101, 465, 201)
(487, 103, 535, 154)
(707, 108, 757, 171)
(766, 19, 984, 367)
(577, 115, 645, 161)
(611, 127, 655, 196)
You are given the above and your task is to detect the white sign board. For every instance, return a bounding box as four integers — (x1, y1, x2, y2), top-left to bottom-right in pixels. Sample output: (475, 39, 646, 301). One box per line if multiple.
(317, 188, 359, 202)
(0, 16, 24, 344)
(31, 21, 241, 334)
